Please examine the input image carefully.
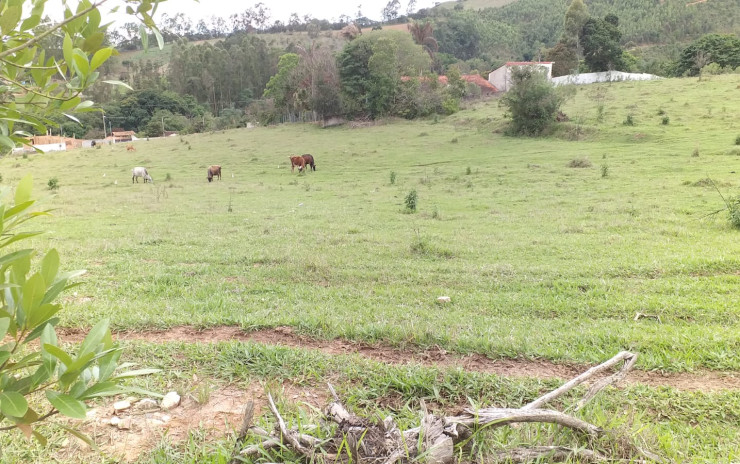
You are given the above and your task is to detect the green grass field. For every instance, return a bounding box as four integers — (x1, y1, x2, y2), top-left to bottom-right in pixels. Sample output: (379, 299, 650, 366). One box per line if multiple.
(1, 74, 739, 462)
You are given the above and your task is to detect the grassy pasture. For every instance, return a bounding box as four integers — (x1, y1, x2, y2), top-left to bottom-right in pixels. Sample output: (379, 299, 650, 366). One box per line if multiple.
(1, 75, 740, 463)
(2, 75, 740, 372)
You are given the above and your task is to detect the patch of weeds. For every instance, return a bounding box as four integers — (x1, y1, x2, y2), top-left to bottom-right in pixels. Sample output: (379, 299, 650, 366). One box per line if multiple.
(661, 116, 670, 125)
(728, 197, 740, 229)
(735, 135, 740, 146)
(692, 147, 700, 157)
(596, 104, 605, 122)
(601, 164, 609, 178)
(404, 189, 418, 212)
(165, 173, 172, 181)
(431, 206, 440, 219)
(418, 132, 428, 137)
(623, 114, 635, 126)
(47, 177, 59, 190)
(451, 137, 458, 143)
(466, 166, 472, 175)
(22, 154, 28, 159)
(657, 109, 665, 116)
(567, 157, 592, 168)
(410, 230, 453, 258)
(390, 171, 396, 185)
(0, 174, 3, 183)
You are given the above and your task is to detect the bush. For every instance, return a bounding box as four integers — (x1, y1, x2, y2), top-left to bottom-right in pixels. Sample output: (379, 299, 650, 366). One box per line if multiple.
(47, 177, 59, 190)
(0, 176, 157, 444)
(405, 189, 418, 212)
(735, 135, 740, 146)
(501, 66, 564, 136)
(661, 116, 670, 125)
(623, 114, 635, 126)
(601, 164, 609, 177)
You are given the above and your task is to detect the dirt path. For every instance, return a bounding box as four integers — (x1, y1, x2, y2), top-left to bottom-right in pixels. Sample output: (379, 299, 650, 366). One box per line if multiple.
(59, 325, 739, 392)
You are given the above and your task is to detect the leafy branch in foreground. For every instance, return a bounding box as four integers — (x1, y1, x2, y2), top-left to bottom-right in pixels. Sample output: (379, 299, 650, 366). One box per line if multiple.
(0, 175, 158, 445)
(0, 0, 169, 153)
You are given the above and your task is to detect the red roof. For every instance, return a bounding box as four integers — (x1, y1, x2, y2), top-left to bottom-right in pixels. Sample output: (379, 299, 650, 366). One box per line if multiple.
(401, 74, 498, 92)
(505, 61, 553, 66)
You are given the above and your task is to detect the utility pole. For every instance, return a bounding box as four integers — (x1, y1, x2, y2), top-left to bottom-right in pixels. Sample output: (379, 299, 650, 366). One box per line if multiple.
(102, 114, 107, 138)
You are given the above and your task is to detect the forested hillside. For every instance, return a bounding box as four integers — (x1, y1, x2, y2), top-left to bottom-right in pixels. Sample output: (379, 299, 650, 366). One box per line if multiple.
(430, 0, 740, 63)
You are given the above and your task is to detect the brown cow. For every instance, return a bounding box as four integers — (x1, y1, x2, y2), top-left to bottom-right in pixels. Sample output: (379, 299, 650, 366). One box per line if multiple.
(207, 165, 222, 182)
(289, 156, 306, 172)
(302, 154, 316, 171)
(126, 144, 135, 151)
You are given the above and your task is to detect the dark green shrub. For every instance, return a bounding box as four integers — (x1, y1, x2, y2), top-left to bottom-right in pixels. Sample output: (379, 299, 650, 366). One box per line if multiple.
(601, 164, 609, 177)
(661, 116, 670, 125)
(47, 177, 59, 190)
(405, 189, 418, 212)
(623, 114, 635, 126)
(501, 66, 564, 136)
(735, 135, 740, 145)
(390, 171, 396, 185)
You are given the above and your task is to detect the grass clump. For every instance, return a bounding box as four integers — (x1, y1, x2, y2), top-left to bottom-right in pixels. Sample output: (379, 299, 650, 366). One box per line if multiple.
(404, 189, 418, 212)
(47, 177, 59, 190)
(623, 114, 635, 126)
(601, 164, 609, 178)
(661, 116, 670, 125)
(735, 135, 740, 145)
(728, 196, 740, 229)
(692, 147, 700, 157)
(568, 157, 592, 168)
(390, 171, 396, 185)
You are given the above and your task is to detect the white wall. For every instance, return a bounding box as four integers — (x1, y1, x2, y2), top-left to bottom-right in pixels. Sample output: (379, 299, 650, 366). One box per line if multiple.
(552, 71, 661, 86)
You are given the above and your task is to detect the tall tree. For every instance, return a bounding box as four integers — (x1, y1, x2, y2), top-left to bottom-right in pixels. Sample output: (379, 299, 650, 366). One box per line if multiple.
(382, 0, 401, 23)
(408, 21, 439, 68)
(581, 15, 624, 72)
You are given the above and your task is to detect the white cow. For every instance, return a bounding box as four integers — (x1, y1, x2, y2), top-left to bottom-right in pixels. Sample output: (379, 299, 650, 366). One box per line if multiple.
(131, 167, 153, 183)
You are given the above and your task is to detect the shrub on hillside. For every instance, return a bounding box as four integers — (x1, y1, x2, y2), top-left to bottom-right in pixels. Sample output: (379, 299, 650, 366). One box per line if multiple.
(501, 67, 564, 136)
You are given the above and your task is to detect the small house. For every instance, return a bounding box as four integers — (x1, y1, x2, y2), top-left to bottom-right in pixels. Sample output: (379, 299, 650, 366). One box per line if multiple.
(487, 62, 554, 92)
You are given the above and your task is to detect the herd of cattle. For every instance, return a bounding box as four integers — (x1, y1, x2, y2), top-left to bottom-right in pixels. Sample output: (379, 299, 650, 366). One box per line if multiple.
(130, 154, 316, 184)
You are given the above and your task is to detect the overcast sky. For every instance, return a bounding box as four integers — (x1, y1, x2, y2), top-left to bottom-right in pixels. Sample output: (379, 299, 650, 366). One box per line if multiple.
(49, 0, 441, 25)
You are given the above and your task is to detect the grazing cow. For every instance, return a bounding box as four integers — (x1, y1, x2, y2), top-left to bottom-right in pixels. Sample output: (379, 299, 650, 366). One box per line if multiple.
(131, 166, 153, 183)
(207, 165, 222, 182)
(302, 154, 316, 171)
(126, 144, 135, 151)
(289, 155, 306, 172)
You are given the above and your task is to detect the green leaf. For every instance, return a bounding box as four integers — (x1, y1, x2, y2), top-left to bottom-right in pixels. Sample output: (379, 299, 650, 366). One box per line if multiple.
(0, 391, 29, 418)
(26, 304, 61, 329)
(0, 317, 10, 340)
(59, 96, 81, 112)
(0, 249, 33, 269)
(46, 392, 86, 419)
(0, 135, 15, 151)
(20, 13, 41, 32)
(139, 23, 149, 50)
(22, 273, 46, 319)
(0, 5, 22, 36)
(79, 381, 125, 400)
(14, 175, 33, 205)
(32, 431, 48, 447)
(90, 47, 113, 71)
(57, 425, 98, 451)
(24, 318, 59, 345)
(153, 27, 164, 50)
(43, 344, 73, 367)
(62, 34, 74, 74)
(102, 80, 134, 91)
(41, 249, 60, 286)
(82, 32, 105, 53)
(78, 319, 109, 357)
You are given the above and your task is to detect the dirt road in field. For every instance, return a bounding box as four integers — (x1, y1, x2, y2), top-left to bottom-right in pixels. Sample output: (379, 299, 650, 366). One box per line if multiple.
(59, 325, 739, 392)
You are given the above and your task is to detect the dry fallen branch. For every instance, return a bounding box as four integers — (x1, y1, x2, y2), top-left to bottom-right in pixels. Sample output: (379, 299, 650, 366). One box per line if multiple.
(240, 351, 656, 464)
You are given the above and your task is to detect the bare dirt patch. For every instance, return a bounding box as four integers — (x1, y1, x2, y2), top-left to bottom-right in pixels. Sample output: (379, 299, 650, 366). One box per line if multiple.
(58, 326, 740, 392)
(57, 382, 327, 463)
